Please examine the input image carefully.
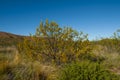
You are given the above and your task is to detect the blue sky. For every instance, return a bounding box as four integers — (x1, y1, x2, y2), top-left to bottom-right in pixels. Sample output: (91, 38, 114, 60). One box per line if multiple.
(0, 0, 120, 40)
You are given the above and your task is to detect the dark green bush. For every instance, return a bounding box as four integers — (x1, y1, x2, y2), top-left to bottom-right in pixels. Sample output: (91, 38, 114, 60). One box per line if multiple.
(58, 61, 120, 80)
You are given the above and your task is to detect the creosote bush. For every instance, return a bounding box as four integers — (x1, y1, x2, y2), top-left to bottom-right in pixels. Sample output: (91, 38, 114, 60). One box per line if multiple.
(18, 20, 92, 65)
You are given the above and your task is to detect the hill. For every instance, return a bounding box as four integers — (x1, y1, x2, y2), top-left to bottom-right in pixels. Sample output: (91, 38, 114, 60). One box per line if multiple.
(0, 31, 25, 46)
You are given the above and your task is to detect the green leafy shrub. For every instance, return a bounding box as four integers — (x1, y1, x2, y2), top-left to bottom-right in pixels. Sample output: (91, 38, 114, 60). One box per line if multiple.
(58, 61, 120, 80)
(18, 20, 92, 65)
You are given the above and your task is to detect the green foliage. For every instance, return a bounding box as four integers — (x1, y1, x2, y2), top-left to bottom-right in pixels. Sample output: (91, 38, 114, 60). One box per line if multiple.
(58, 61, 120, 80)
(18, 20, 92, 65)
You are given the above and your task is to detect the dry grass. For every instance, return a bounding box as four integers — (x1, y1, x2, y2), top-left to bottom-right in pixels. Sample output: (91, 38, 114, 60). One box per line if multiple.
(92, 45, 120, 75)
(0, 46, 58, 80)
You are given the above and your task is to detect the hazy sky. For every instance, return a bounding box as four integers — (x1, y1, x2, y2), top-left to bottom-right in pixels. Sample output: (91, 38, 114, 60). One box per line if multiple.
(0, 0, 120, 40)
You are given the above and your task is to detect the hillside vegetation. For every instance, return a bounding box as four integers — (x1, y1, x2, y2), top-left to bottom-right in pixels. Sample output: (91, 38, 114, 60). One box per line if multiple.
(0, 32, 24, 47)
(0, 20, 120, 80)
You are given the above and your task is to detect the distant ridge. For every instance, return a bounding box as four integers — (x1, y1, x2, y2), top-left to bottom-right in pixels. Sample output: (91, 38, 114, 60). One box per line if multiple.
(0, 31, 25, 38)
(0, 31, 25, 46)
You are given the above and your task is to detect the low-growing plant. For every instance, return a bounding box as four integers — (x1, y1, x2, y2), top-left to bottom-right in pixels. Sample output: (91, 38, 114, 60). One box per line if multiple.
(58, 61, 120, 80)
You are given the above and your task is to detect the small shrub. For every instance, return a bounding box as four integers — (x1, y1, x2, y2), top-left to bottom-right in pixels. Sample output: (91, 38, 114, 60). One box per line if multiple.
(58, 61, 120, 80)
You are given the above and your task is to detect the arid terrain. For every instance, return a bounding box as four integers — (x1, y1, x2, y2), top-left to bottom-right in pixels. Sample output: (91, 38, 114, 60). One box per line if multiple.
(0, 25, 120, 80)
